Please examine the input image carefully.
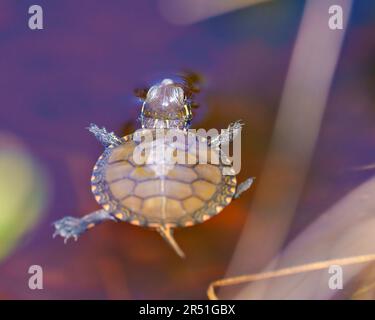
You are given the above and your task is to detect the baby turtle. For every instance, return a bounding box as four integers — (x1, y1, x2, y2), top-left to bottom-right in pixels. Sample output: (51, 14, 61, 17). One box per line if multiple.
(53, 77, 254, 258)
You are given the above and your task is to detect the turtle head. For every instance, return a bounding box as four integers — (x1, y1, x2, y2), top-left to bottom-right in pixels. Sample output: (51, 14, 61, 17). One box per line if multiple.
(140, 79, 193, 129)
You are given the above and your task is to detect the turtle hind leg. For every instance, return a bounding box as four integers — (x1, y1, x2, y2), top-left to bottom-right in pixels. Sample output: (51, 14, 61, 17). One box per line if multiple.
(157, 226, 186, 259)
(53, 209, 116, 243)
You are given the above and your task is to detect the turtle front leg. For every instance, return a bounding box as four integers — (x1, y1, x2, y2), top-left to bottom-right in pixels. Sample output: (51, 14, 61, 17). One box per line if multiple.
(87, 123, 122, 147)
(210, 120, 243, 148)
(53, 210, 116, 243)
(234, 178, 254, 199)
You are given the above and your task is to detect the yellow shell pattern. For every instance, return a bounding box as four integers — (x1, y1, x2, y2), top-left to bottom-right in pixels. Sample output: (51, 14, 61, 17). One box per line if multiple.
(91, 130, 237, 228)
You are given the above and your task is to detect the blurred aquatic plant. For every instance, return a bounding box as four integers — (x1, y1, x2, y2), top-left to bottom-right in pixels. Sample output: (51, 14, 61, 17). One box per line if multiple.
(0, 134, 48, 261)
(208, 175, 375, 299)
(225, 0, 354, 278)
(158, 0, 270, 25)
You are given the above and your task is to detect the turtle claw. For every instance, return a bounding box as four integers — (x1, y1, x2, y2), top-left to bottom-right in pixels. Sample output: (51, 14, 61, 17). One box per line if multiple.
(87, 123, 122, 147)
(53, 216, 85, 243)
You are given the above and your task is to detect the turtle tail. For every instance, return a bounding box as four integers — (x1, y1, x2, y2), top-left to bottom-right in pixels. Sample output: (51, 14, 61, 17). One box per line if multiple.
(157, 226, 186, 259)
